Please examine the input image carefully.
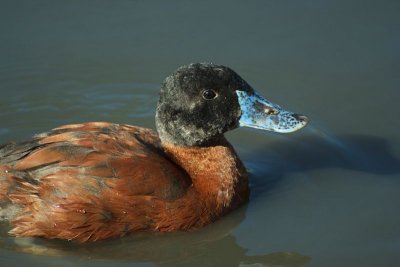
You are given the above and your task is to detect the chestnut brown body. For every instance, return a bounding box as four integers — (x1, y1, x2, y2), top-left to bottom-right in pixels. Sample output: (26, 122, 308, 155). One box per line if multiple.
(0, 122, 248, 242)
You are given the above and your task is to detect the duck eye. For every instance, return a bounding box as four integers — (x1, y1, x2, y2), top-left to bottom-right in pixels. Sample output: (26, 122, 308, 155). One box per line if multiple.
(202, 89, 217, 100)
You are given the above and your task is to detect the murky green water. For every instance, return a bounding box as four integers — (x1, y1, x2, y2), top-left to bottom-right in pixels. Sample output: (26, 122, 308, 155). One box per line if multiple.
(1, 0, 399, 266)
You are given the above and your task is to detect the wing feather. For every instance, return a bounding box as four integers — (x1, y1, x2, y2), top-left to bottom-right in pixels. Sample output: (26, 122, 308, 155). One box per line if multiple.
(0, 122, 190, 241)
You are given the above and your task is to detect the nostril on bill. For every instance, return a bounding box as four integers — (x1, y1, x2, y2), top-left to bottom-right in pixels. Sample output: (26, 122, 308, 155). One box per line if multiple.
(264, 107, 279, 115)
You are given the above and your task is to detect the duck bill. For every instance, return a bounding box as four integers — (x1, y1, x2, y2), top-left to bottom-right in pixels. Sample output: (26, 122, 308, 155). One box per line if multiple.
(236, 90, 308, 133)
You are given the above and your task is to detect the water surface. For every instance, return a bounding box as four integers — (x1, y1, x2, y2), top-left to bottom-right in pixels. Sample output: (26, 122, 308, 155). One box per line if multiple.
(0, 0, 399, 266)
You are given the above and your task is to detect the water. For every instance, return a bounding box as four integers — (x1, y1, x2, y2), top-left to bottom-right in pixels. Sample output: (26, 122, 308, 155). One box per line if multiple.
(1, 0, 399, 266)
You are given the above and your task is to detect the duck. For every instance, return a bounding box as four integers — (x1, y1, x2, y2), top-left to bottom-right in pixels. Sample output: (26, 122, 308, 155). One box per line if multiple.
(0, 63, 308, 242)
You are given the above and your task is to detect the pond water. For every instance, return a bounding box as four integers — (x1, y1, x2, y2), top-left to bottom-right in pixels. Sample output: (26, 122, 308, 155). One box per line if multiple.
(1, 0, 399, 266)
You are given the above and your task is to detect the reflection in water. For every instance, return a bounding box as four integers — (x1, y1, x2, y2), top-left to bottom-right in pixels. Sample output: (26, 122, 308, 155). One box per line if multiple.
(0, 205, 310, 267)
(245, 131, 400, 200)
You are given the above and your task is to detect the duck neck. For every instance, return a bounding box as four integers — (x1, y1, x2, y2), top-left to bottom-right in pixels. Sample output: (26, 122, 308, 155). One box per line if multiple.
(162, 138, 249, 215)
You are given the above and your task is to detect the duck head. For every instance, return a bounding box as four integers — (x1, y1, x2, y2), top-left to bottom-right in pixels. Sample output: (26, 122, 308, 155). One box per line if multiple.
(155, 63, 308, 146)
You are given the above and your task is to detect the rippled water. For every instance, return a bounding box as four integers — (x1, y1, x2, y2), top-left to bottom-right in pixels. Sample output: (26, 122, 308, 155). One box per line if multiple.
(1, 0, 399, 266)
